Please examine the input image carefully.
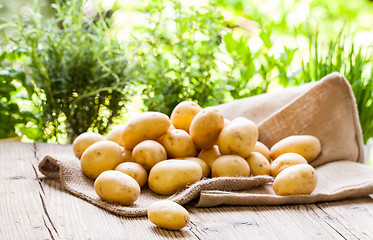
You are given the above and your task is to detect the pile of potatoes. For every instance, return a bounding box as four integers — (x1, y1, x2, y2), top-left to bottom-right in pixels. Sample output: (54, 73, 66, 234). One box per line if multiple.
(72, 101, 321, 230)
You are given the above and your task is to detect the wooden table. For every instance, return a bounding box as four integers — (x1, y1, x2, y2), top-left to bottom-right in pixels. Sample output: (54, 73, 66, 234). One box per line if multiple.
(2, 141, 373, 240)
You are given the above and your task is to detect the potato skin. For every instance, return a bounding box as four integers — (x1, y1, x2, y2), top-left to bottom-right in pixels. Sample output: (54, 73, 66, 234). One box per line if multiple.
(270, 135, 321, 162)
(148, 160, 202, 195)
(198, 145, 221, 167)
(176, 157, 210, 178)
(132, 140, 167, 171)
(94, 170, 140, 205)
(271, 153, 308, 177)
(189, 107, 225, 150)
(122, 112, 171, 150)
(115, 162, 148, 187)
(246, 152, 271, 176)
(211, 155, 250, 177)
(159, 129, 197, 158)
(106, 125, 126, 146)
(170, 101, 202, 133)
(73, 132, 104, 159)
(252, 141, 271, 162)
(148, 200, 190, 230)
(273, 164, 317, 196)
(80, 140, 124, 179)
(217, 119, 258, 158)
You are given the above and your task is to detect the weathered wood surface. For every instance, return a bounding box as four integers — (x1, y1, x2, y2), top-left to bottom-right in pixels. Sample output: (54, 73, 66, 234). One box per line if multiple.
(1, 141, 373, 240)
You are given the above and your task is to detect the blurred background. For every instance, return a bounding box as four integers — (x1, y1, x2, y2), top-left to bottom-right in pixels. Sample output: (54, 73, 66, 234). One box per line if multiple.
(0, 0, 372, 163)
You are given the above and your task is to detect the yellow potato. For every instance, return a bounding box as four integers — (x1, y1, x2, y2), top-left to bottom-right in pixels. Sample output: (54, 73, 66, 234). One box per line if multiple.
(211, 155, 250, 177)
(189, 107, 225, 150)
(105, 125, 126, 146)
(273, 164, 317, 196)
(132, 140, 167, 171)
(148, 200, 190, 230)
(121, 147, 133, 162)
(245, 152, 271, 176)
(170, 101, 202, 133)
(271, 153, 308, 177)
(159, 129, 197, 158)
(176, 157, 210, 178)
(252, 141, 271, 162)
(73, 132, 104, 159)
(80, 140, 124, 179)
(122, 112, 171, 150)
(115, 162, 148, 187)
(198, 145, 221, 167)
(148, 160, 202, 195)
(94, 170, 140, 205)
(270, 135, 321, 162)
(217, 119, 258, 158)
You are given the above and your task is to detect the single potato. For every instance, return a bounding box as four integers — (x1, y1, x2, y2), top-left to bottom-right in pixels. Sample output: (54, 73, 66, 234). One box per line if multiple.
(189, 107, 225, 150)
(176, 157, 210, 178)
(271, 152, 308, 177)
(217, 119, 258, 158)
(252, 141, 271, 162)
(148, 160, 202, 195)
(270, 135, 321, 162)
(211, 155, 250, 177)
(115, 162, 148, 187)
(148, 200, 190, 230)
(122, 112, 171, 150)
(246, 152, 271, 176)
(94, 170, 140, 205)
(170, 101, 202, 133)
(198, 145, 221, 167)
(273, 164, 317, 196)
(159, 129, 197, 158)
(106, 125, 126, 146)
(73, 132, 104, 159)
(132, 140, 167, 171)
(80, 140, 123, 179)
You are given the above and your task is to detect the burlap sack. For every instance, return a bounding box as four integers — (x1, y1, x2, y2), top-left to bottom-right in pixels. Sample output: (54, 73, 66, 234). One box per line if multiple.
(38, 72, 373, 217)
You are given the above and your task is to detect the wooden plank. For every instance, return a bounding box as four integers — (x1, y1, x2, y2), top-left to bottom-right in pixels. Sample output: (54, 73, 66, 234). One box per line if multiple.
(0, 142, 53, 239)
(34, 142, 200, 239)
(314, 197, 373, 239)
(185, 204, 349, 240)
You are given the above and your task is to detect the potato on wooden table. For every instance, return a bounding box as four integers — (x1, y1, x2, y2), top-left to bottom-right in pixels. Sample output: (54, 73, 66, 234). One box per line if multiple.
(73, 132, 104, 159)
(148, 200, 190, 230)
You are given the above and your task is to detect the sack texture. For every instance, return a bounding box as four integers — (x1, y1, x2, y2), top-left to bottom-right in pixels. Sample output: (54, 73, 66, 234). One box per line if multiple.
(38, 72, 373, 217)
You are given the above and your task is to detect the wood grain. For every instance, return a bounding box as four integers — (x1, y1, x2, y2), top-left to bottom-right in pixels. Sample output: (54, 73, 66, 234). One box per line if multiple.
(1, 141, 373, 239)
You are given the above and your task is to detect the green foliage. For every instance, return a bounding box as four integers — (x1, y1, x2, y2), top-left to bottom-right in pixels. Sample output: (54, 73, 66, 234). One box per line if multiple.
(4, 0, 134, 143)
(0, 47, 43, 140)
(132, 0, 225, 115)
(296, 29, 373, 143)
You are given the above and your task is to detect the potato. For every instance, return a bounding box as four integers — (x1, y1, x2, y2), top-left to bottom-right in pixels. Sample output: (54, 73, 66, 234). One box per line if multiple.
(148, 160, 202, 195)
(189, 107, 225, 150)
(106, 125, 126, 146)
(122, 112, 171, 150)
(211, 155, 250, 177)
(115, 162, 148, 187)
(80, 140, 124, 179)
(132, 140, 167, 171)
(148, 200, 190, 230)
(217, 119, 258, 158)
(271, 153, 308, 177)
(176, 157, 210, 178)
(273, 164, 317, 196)
(170, 101, 202, 133)
(73, 132, 104, 159)
(252, 141, 271, 162)
(159, 129, 197, 158)
(121, 147, 133, 162)
(94, 170, 140, 205)
(198, 145, 221, 167)
(245, 152, 271, 176)
(270, 135, 321, 162)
